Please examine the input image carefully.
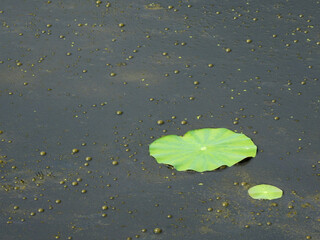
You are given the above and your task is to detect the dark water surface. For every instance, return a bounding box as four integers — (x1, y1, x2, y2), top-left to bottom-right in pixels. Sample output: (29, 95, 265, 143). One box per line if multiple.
(1, 0, 319, 239)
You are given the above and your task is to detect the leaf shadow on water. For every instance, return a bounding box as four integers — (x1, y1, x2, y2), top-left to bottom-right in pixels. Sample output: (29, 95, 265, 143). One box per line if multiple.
(235, 157, 253, 166)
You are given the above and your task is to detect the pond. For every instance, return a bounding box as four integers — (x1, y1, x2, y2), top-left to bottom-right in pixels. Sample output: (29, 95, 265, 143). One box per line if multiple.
(0, 0, 319, 239)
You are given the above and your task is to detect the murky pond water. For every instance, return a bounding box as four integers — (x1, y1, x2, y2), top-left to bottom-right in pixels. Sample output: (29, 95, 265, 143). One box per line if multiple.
(1, 0, 319, 239)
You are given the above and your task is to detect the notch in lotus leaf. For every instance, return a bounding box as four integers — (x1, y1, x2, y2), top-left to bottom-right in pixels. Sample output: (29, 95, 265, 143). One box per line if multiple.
(248, 184, 283, 200)
(149, 128, 257, 172)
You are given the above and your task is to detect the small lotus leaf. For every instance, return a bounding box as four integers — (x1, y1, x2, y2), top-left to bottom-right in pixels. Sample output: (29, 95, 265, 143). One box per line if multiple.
(149, 128, 257, 172)
(248, 184, 283, 200)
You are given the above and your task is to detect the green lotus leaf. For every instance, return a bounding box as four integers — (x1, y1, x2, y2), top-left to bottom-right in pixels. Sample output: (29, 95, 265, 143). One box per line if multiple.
(149, 128, 257, 172)
(248, 184, 283, 200)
